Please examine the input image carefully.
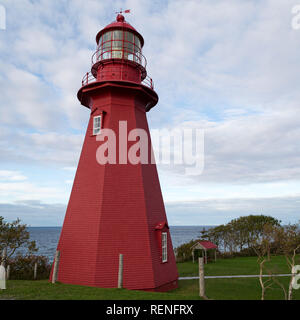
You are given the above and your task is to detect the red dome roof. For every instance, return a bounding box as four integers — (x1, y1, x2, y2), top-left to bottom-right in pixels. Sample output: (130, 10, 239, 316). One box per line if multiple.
(95, 14, 144, 47)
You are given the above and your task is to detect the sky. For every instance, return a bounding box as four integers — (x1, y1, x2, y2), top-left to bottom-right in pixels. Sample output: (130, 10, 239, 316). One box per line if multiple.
(0, 0, 300, 226)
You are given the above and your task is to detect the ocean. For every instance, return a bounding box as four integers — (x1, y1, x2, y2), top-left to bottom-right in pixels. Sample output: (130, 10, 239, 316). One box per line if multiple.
(23, 226, 213, 262)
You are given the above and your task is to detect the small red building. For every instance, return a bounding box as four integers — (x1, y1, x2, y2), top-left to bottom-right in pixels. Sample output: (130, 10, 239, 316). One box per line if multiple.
(191, 241, 218, 264)
(50, 14, 178, 291)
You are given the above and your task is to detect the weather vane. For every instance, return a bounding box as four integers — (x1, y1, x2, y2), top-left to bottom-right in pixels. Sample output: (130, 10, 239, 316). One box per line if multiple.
(115, 9, 131, 15)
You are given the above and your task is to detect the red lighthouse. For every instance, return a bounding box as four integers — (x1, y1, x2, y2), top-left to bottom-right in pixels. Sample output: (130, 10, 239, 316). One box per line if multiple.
(51, 13, 178, 291)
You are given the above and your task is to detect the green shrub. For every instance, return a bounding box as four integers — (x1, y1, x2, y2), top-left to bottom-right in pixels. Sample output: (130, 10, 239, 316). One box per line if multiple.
(7, 255, 51, 280)
(175, 239, 199, 262)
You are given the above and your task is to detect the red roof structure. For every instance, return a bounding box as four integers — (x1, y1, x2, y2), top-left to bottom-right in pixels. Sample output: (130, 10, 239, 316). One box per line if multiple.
(197, 241, 218, 250)
(191, 241, 218, 264)
(155, 221, 169, 230)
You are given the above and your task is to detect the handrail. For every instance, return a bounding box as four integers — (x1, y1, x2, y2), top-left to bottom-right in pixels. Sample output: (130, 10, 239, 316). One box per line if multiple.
(81, 71, 154, 90)
(91, 47, 147, 69)
(81, 72, 96, 86)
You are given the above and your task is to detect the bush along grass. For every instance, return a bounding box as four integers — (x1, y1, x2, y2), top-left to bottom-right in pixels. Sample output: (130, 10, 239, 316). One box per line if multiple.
(7, 255, 51, 280)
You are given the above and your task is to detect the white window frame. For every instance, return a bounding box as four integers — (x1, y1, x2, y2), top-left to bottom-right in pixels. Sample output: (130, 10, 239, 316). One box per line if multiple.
(93, 115, 102, 135)
(162, 232, 168, 263)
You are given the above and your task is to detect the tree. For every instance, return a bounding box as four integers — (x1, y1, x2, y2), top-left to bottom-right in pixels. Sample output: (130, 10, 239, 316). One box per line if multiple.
(200, 215, 281, 255)
(0, 216, 38, 266)
(175, 239, 199, 262)
(251, 223, 277, 300)
(252, 222, 300, 300)
(230, 215, 281, 251)
(273, 223, 300, 300)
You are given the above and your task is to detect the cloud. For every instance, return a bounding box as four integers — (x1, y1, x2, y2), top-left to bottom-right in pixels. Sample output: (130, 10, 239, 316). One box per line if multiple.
(0, 200, 66, 226)
(0, 129, 84, 166)
(166, 195, 300, 226)
(0, 170, 27, 181)
(0, 179, 69, 203)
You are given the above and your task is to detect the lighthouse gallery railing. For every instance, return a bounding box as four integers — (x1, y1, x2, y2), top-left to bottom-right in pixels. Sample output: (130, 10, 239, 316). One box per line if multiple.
(81, 70, 154, 90)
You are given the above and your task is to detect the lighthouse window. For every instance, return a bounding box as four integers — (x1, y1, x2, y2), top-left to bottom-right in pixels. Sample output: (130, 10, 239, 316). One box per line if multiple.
(97, 35, 103, 60)
(102, 31, 112, 59)
(93, 116, 102, 135)
(162, 232, 168, 263)
(124, 31, 134, 61)
(133, 35, 141, 63)
(113, 30, 123, 40)
(112, 30, 123, 59)
(134, 35, 141, 51)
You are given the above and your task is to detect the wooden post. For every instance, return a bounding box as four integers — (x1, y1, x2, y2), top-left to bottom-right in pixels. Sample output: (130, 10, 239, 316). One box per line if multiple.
(0, 265, 5, 290)
(199, 257, 205, 298)
(0, 249, 6, 290)
(34, 262, 38, 280)
(6, 265, 10, 280)
(52, 250, 60, 284)
(1, 248, 7, 267)
(118, 254, 123, 289)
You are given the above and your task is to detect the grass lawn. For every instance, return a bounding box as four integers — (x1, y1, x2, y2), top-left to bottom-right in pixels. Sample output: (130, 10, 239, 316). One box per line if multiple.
(0, 280, 202, 300)
(0, 255, 299, 300)
(177, 255, 298, 277)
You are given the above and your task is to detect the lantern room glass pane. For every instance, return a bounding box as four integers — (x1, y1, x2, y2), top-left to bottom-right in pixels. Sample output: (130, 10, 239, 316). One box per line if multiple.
(125, 32, 134, 50)
(102, 32, 111, 47)
(112, 43, 123, 59)
(103, 31, 112, 42)
(134, 35, 141, 51)
(112, 30, 123, 59)
(100, 31, 112, 59)
(98, 35, 103, 47)
(97, 35, 103, 60)
(124, 31, 134, 61)
(113, 30, 123, 40)
(134, 35, 141, 63)
(125, 31, 134, 44)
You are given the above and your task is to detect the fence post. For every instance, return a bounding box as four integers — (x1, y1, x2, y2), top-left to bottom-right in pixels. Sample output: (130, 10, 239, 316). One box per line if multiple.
(52, 250, 60, 284)
(199, 257, 206, 298)
(34, 262, 38, 280)
(0, 249, 6, 290)
(0, 265, 5, 290)
(118, 254, 123, 289)
(1, 248, 6, 267)
(6, 265, 10, 280)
